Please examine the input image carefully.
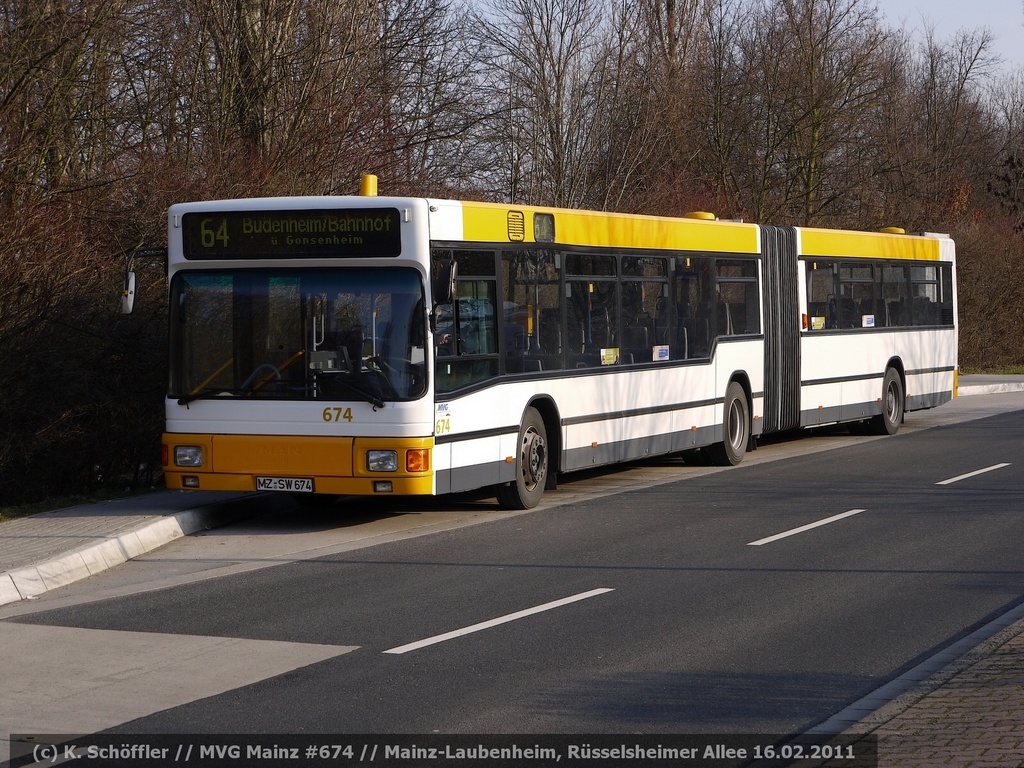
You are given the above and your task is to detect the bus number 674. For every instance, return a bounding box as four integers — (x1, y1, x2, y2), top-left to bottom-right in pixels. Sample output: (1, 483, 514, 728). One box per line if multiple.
(323, 407, 354, 423)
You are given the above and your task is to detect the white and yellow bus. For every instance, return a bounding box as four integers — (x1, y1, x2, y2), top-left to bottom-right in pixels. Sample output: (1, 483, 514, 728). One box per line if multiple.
(158, 177, 957, 509)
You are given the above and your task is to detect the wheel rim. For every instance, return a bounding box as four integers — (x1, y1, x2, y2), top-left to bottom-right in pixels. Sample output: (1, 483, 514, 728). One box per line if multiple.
(727, 399, 745, 449)
(521, 427, 547, 490)
(885, 381, 900, 423)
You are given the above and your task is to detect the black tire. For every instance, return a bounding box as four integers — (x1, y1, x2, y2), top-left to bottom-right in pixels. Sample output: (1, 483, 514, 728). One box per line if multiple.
(496, 406, 548, 510)
(871, 367, 904, 435)
(709, 381, 749, 466)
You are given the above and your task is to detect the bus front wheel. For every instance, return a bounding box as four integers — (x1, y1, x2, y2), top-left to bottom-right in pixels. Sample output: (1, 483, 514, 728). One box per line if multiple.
(710, 381, 749, 466)
(496, 406, 548, 510)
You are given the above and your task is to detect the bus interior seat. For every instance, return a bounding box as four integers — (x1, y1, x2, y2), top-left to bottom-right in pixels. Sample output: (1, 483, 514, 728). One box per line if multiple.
(716, 302, 734, 336)
(912, 296, 938, 325)
(887, 299, 908, 327)
(585, 307, 611, 351)
(839, 297, 858, 328)
(504, 324, 526, 372)
(620, 324, 649, 362)
(682, 316, 706, 357)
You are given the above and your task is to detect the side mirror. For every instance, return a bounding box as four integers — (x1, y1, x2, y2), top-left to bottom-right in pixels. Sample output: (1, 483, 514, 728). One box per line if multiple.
(120, 245, 166, 315)
(432, 260, 457, 305)
(121, 271, 136, 314)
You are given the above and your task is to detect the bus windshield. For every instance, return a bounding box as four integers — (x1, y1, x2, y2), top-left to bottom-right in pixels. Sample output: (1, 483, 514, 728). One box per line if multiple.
(169, 267, 427, 403)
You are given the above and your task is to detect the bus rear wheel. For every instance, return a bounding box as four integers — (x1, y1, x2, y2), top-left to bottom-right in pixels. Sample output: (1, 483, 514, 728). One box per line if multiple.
(710, 381, 749, 466)
(871, 368, 904, 435)
(496, 406, 548, 510)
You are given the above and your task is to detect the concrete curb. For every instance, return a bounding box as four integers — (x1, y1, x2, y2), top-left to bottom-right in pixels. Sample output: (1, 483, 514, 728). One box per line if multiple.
(0, 500, 257, 608)
(957, 377, 1024, 397)
(958, 384, 1024, 396)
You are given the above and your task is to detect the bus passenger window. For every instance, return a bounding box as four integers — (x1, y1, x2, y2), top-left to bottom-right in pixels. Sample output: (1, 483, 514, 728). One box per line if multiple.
(939, 266, 954, 324)
(566, 280, 617, 366)
(673, 255, 713, 358)
(910, 265, 942, 326)
(503, 249, 562, 371)
(806, 260, 837, 329)
(716, 259, 760, 336)
(434, 276, 499, 392)
(877, 265, 909, 326)
(621, 256, 667, 363)
(838, 263, 874, 328)
(455, 281, 496, 354)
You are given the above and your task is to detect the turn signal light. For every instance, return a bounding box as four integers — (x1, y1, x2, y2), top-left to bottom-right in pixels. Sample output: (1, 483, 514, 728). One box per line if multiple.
(406, 449, 430, 473)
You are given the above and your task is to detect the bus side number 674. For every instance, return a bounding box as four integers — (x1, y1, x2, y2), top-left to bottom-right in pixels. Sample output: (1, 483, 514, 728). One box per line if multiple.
(323, 407, 354, 423)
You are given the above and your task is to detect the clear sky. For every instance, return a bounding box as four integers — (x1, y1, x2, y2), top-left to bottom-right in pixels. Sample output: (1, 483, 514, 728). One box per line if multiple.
(876, 0, 1024, 70)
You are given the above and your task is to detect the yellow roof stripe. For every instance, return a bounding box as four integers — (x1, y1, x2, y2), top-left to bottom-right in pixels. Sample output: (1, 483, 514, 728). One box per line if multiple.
(453, 202, 940, 261)
(800, 227, 941, 261)
(460, 202, 760, 254)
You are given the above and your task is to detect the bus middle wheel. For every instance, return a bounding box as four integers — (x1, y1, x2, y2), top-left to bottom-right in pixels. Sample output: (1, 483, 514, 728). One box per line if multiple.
(710, 381, 750, 467)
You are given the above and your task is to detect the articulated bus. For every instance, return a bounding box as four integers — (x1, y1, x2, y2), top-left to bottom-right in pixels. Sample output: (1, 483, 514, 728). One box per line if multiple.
(157, 176, 956, 509)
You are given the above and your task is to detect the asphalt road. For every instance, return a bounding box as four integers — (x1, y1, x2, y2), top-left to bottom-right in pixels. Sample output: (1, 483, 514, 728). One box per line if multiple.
(4, 395, 1024, 744)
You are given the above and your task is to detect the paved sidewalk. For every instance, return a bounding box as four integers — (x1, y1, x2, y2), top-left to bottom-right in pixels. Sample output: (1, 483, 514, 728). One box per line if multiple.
(864, 611, 1024, 767)
(1, 375, 1023, 767)
(0, 491, 257, 606)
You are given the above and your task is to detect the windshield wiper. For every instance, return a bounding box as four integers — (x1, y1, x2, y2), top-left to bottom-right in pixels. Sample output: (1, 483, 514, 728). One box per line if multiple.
(325, 376, 385, 409)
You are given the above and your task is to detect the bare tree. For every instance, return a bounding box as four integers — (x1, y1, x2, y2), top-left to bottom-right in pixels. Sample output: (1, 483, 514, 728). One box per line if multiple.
(987, 70, 1024, 229)
(626, 0, 721, 213)
(355, 0, 492, 195)
(724, 0, 889, 224)
(692, 0, 748, 215)
(566, 0, 662, 210)
(473, 0, 609, 206)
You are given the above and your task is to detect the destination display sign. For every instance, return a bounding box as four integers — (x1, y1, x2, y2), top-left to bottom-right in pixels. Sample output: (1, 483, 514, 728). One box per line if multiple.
(181, 208, 402, 259)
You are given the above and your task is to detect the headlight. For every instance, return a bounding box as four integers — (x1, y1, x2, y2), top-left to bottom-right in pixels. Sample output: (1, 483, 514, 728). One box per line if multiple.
(174, 445, 204, 467)
(367, 450, 398, 472)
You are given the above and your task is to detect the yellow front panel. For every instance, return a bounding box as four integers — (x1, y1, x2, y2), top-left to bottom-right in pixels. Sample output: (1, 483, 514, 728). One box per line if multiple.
(164, 472, 436, 496)
(163, 434, 436, 497)
(800, 228, 941, 261)
(212, 434, 353, 475)
(459, 202, 760, 254)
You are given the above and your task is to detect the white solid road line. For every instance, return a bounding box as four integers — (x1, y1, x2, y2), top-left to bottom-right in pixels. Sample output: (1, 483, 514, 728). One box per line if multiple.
(382, 588, 615, 655)
(747, 509, 867, 546)
(936, 463, 1011, 486)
